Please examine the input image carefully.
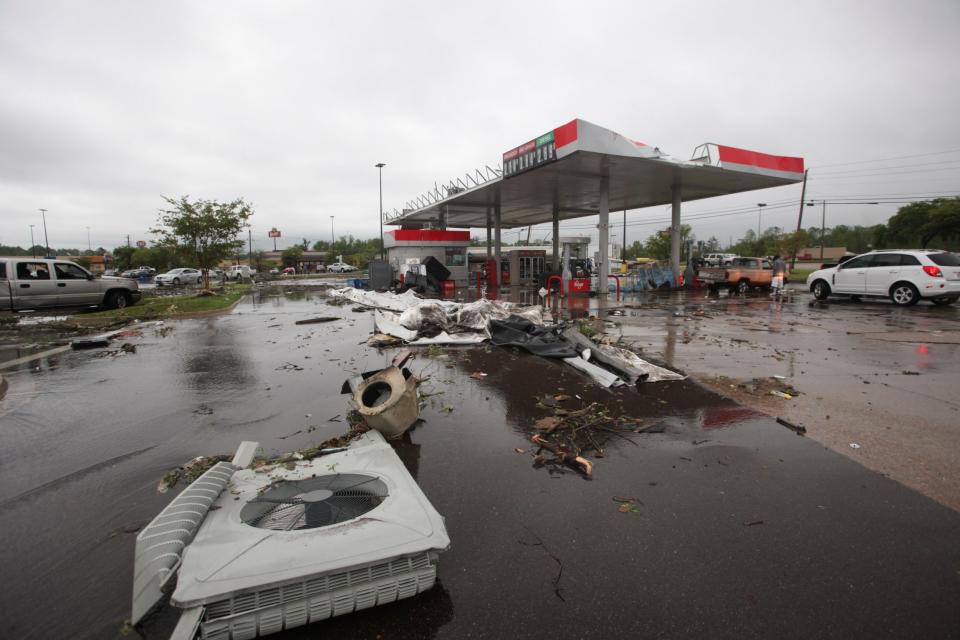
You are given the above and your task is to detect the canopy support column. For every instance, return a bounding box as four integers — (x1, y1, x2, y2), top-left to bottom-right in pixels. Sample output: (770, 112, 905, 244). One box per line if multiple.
(598, 176, 609, 296)
(486, 207, 492, 260)
(671, 184, 682, 287)
(552, 200, 560, 272)
(494, 203, 502, 287)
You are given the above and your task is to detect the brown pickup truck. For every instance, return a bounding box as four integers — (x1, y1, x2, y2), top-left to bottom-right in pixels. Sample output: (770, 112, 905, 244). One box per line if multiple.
(698, 257, 777, 294)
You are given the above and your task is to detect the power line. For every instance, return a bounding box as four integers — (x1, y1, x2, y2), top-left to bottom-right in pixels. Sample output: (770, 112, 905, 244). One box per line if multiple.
(810, 148, 960, 170)
(810, 166, 960, 181)
(526, 193, 959, 235)
(813, 158, 960, 177)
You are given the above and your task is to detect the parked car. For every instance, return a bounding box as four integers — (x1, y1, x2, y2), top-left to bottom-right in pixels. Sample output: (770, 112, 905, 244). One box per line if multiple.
(227, 265, 251, 280)
(328, 262, 357, 273)
(806, 249, 960, 306)
(0, 258, 142, 310)
(102, 269, 120, 277)
(281, 267, 296, 275)
(269, 267, 280, 275)
(155, 268, 202, 286)
(203, 267, 226, 283)
(315, 264, 327, 273)
(698, 257, 775, 294)
(120, 267, 152, 280)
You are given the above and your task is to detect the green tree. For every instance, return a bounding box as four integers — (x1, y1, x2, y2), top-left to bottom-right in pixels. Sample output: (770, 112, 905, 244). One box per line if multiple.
(281, 245, 303, 267)
(624, 240, 647, 260)
(153, 196, 253, 289)
(252, 250, 268, 273)
(131, 245, 185, 272)
(645, 225, 692, 260)
(777, 229, 811, 260)
(113, 245, 137, 270)
(887, 201, 936, 248)
(923, 198, 960, 249)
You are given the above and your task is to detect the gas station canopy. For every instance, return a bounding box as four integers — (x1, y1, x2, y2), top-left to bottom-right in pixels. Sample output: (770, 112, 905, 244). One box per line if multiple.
(386, 118, 804, 229)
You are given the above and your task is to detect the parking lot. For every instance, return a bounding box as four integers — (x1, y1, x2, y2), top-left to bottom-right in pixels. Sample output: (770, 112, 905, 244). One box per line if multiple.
(612, 286, 960, 511)
(1, 283, 958, 639)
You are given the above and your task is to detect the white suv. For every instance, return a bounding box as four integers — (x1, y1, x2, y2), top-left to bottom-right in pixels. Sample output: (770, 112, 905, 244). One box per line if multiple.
(806, 250, 960, 306)
(704, 253, 737, 267)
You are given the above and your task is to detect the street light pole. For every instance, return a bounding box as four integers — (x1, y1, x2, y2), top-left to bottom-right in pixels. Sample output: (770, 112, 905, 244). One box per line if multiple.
(330, 215, 335, 251)
(29, 224, 35, 257)
(39, 209, 50, 257)
(375, 163, 385, 260)
(757, 203, 767, 239)
(86, 226, 91, 252)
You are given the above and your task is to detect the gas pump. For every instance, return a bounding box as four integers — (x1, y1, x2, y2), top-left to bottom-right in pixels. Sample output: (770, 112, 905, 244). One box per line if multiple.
(541, 236, 592, 295)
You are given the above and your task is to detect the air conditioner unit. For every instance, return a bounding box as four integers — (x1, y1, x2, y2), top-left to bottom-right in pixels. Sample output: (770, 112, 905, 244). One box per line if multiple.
(132, 431, 449, 639)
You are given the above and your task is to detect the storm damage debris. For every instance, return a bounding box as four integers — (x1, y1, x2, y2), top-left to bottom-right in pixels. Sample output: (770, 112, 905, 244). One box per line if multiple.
(157, 417, 372, 492)
(336, 287, 543, 345)
(526, 400, 645, 477)
(294, 317, 339, 325)
(489, 316, 684, 388)
(157, 454, 232, 493)
(342, 350, 422, 439)
(776, 417, 807, 435)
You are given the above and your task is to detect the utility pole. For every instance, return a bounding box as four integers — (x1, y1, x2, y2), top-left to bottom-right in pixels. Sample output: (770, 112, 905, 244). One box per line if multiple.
(622, 210, 627, 261)
(248, 227, 253, 266)
(756, 203, 767, 239)
(330, 216, 335, 247)
(820, 201, 827, 261)
(86, 226, 91, 252)
(127, 234, 131, 248)
(791, 169, 808, 270)
(39, 208, 50, 257)
(29, 224, 35, 257)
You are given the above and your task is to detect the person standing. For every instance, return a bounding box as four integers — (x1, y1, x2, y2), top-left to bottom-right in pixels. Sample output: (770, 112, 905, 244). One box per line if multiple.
(771, 255, 787, 298)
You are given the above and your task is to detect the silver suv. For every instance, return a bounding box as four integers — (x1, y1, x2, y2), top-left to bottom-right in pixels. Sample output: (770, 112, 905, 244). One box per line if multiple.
(806, 250, 960, 306)
(1, 258, 142, 310)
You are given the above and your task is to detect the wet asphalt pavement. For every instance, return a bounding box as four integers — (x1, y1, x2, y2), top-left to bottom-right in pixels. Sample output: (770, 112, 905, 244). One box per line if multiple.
(1, 287, 959, 639)
(609, 287, 960, 511)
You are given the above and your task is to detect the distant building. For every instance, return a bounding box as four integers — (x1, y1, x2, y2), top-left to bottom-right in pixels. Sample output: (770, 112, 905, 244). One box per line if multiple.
(796, 247, 851, 261)
(221, 250, 330, 272)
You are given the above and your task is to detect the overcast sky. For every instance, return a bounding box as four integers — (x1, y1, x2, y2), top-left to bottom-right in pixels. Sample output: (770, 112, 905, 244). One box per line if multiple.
(2, 0, 959, 253)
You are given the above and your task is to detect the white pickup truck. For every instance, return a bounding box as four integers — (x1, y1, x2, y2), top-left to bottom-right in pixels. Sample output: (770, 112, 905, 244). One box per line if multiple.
(1, 258, 142, 310)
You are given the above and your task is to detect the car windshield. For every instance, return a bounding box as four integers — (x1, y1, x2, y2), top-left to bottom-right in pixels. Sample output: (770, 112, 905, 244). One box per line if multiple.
(928, 253, 960, 267)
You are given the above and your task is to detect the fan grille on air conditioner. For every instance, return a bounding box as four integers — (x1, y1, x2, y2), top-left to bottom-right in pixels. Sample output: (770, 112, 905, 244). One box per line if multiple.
(240, 474, 388, 531)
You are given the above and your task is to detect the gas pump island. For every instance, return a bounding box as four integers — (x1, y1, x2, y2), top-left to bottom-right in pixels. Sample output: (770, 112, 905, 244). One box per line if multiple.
(383, 118, 804, 296)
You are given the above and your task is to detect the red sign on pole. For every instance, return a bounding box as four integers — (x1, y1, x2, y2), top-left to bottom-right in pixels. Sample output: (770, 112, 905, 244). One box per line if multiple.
(268, 228, 281, 238)
(136, 240, 147, 248)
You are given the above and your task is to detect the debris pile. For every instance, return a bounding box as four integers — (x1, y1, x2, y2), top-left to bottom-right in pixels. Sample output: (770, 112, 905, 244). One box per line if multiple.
(157, 454, 231, 493)
(157, 413, 372, 492)
(527, 398, 646, 477)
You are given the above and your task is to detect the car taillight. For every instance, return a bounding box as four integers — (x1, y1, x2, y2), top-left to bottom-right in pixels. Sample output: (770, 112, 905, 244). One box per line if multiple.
(922, 265, 943, 278)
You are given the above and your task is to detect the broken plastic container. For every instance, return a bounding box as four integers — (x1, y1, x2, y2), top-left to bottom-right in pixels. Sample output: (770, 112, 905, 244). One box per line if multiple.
(355, 366, 419, 439)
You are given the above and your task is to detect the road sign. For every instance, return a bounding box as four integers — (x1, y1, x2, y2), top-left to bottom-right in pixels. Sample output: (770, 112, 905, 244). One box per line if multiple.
(136, 240, 147, 248)
(268, 228, 281, 238)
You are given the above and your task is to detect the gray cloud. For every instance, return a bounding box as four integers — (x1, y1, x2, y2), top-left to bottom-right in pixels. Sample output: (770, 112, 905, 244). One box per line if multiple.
(2, 0, 959, 251)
